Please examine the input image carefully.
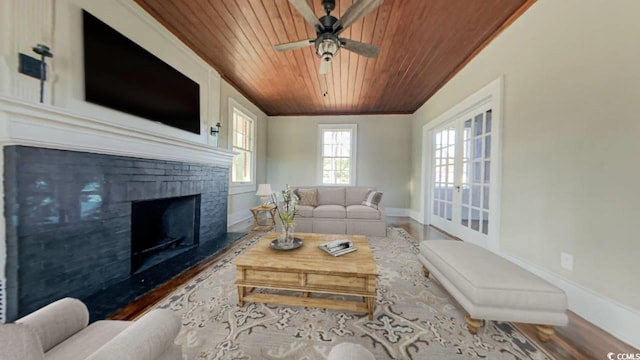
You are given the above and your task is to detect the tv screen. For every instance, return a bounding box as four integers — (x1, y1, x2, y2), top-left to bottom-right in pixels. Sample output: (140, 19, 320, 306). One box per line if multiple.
(82, 11, 200, 134)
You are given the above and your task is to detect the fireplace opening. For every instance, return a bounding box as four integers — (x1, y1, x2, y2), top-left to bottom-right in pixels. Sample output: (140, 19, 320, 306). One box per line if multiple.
(131, 195, 200, 274)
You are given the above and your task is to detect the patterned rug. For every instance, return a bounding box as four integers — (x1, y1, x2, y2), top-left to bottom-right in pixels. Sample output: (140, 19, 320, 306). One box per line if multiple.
(151, 228, 555, 360)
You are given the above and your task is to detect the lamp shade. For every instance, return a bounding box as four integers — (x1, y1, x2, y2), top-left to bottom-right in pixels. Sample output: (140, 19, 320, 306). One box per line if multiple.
(255, 184, 272, 197)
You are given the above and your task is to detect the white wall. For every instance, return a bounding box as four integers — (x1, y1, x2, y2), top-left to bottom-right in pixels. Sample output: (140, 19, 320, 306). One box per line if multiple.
(268, 114, 412, 209)
(411, 0, 640, 347)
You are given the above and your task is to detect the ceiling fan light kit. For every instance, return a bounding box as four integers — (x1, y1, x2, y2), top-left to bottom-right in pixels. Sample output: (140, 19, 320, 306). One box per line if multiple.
(317, 33, 340, 62)
(275, 0, 382, 75)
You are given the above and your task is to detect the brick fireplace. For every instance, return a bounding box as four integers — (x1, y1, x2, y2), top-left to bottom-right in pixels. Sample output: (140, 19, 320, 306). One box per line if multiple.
(3, 145, 229, 319)
(0, 96, 234, 322)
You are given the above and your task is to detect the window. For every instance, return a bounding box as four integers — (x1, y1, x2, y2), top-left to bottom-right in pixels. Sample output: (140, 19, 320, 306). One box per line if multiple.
(318, 124, 357, 185)
(229, 98, 256, 193)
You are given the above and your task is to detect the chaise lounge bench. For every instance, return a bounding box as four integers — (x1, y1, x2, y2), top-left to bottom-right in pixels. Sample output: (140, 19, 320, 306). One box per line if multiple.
(418, 240, 568, 342)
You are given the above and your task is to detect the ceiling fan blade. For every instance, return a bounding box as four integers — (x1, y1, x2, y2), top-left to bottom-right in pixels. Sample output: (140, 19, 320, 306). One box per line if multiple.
(319, 58, 332, 74)
(289, 0, 323, 31)
(340, 38, 379, 58)
(333, 0, 383, 34)
(274, 39, 315, 52)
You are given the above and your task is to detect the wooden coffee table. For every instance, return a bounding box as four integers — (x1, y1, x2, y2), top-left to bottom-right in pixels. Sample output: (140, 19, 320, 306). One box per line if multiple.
(235, 233, 378, 319)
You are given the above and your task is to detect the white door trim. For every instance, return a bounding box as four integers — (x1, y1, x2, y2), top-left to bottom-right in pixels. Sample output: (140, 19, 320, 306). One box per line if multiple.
(420, 76, 504, 251)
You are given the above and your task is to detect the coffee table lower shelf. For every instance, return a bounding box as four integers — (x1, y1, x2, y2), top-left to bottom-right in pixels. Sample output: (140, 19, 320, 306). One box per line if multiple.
(238, 290, 373, 318)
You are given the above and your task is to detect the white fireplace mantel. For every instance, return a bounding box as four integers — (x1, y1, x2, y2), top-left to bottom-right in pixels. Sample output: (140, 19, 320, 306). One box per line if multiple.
(0, 95, 236, 166)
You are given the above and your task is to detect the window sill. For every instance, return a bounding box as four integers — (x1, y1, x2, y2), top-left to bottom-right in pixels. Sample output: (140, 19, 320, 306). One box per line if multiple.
(230, 183, 256, 195)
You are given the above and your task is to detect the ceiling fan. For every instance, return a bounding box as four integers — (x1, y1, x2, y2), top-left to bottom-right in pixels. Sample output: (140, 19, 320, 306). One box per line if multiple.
(275, 0, 382, 74)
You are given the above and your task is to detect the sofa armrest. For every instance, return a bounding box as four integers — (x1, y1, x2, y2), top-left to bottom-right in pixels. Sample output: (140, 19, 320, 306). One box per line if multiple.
(0, 323, 45, 360)
(16, 297, 89, 353)
(86, 309, 181, 360)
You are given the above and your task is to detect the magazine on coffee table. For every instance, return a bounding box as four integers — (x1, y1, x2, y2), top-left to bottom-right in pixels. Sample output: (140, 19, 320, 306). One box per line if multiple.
(319, 239, 357, 256)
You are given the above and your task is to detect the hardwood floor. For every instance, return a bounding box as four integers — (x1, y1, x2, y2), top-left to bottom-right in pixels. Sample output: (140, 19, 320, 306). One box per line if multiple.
(390, 216, 639, 360)
(111, 216, 637, 359)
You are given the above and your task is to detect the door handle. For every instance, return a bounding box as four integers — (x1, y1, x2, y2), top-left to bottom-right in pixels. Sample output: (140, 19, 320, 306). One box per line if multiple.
(455, 185, 461, 192)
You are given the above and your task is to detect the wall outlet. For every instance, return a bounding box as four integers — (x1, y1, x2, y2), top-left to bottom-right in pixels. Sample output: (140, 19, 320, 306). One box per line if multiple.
(560, 252, 573, 271)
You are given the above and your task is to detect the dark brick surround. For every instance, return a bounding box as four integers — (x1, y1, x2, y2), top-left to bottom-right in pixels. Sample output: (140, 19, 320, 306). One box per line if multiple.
(3, 146, 228, 320)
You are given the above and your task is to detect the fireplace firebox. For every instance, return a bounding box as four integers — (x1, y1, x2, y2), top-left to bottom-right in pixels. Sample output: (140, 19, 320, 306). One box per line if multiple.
(131, 195, 200, 274)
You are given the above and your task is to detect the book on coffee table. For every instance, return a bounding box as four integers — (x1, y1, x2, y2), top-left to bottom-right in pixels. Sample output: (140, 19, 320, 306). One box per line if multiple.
(319, 239, 357, 256)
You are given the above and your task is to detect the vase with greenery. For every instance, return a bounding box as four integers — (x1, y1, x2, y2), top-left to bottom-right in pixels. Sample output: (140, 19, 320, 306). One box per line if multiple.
(270, 185, 298, 248)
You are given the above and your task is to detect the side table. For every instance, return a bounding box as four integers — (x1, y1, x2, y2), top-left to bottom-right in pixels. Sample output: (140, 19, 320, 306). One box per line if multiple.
(250, 205, 277, 231)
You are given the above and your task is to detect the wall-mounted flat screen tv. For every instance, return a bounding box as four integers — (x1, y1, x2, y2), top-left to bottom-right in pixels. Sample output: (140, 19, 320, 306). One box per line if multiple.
(82, 10, 200, 134)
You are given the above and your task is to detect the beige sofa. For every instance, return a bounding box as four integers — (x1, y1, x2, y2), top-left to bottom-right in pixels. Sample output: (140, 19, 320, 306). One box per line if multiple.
(290, 186, 387, 237)
(0, 298, 181, 360)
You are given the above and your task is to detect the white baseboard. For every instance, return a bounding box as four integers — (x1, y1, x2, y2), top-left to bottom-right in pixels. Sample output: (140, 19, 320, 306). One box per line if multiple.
(386, 208, 410, 217)
(227, 209, 252, 228)
(409, 209, 423, 224)
(501, 253, 640, 350)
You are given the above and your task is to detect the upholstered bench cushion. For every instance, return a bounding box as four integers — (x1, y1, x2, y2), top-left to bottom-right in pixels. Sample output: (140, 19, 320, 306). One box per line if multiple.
(419, 240, 568, 326)
(313, 205, 346, 219)
(346, 205, 380, 220)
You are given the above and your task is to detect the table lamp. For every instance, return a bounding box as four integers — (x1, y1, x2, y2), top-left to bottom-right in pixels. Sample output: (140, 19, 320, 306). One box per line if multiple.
(255, 184, 273, 206)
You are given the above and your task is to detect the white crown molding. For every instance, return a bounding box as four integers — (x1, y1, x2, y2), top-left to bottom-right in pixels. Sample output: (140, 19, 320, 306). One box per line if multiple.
(0, 95, 236, 166)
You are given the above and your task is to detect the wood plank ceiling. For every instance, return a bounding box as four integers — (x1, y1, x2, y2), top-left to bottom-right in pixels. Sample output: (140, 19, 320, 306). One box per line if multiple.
(134, 0, 530, 116)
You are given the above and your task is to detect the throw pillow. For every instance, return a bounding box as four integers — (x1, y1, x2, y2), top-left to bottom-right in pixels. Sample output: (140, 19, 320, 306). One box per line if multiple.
(298, 188, 318, 206)
(362, 190, 383, 209)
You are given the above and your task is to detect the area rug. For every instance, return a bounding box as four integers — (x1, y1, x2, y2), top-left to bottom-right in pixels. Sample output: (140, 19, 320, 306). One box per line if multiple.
(151, 228, 555, 360)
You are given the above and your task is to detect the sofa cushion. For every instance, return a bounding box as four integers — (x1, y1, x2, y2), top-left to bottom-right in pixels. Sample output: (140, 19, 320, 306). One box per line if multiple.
(362, 190, 383, 209)
(296, 205, 314, 218)
(313, 205, 346, 219)
(346, 187, 373, 206)
(346, 205, 380, 220)
(45, 320, 130, 360)
(318, 187, 345, 206)
(297, 188, 318, 206)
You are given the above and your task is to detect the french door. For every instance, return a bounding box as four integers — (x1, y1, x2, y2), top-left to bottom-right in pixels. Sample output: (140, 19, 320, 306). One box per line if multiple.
(430, 104, 495, 247)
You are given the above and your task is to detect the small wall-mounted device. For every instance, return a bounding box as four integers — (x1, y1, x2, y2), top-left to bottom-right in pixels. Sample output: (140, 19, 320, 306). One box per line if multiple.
(210, 122, 221, 136)
(18, 44, 53, 103)
(18, 53, 44, 79)
(210, 122, 222, 147)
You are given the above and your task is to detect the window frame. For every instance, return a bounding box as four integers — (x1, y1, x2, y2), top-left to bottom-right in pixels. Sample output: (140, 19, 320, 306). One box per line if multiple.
(228, 97, 257, 194)
(317, 124, 358, 186)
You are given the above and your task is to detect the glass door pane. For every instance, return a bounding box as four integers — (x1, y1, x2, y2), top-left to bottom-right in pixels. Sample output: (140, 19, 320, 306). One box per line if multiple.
(460, 109, 492, 235)
(432, 126, 456, 222)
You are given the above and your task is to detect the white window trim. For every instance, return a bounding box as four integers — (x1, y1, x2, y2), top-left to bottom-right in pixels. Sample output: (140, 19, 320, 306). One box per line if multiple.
(317, 124, 358, 186)
(228, 97, 257, 195)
